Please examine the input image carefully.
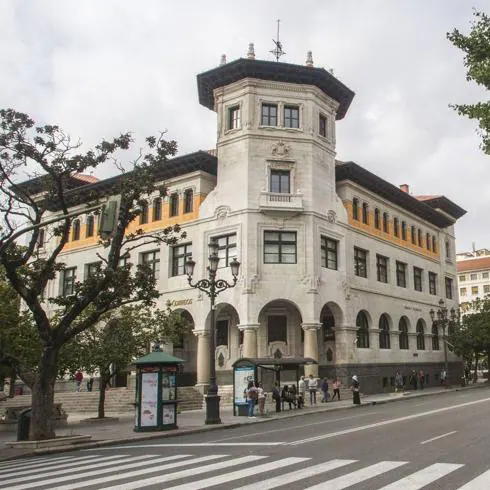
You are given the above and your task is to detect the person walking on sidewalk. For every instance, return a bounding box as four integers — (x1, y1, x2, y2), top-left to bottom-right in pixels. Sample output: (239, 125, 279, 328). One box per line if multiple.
(320, 377, 329, 403)
(245, 381, 257, 418)
(298, 376, 306, 408)
(331, 377, 341, 401)
(308, 374, 318, 405)
(351, 375, 361, 405)
(394, 371, 403, 392)
(409, 370, 418, 390)
(75, 370, 83, 392)
(419, 370, 425, 390)
(257, 382, 266, 416)
(272, 382, 281, 413)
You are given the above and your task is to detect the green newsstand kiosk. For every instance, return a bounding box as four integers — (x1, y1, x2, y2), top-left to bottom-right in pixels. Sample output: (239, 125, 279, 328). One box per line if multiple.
(134, 351, 184, 432)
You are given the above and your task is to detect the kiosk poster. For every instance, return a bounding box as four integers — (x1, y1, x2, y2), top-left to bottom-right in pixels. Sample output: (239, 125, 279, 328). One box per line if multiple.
(141, 372, 158, 426)
(234, 366, 255, 403)
(162, 405, 175, 425)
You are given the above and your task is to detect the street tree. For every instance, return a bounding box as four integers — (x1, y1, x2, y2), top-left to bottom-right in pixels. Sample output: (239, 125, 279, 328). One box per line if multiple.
(0, 109, 185, 440)
(74, 304, 191, 419)
(447, 9, 490, 154)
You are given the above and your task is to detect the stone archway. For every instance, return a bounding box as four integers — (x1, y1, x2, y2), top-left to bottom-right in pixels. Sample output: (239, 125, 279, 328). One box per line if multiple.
(319, 302, 343, 365)
(172, 309, 197, 382)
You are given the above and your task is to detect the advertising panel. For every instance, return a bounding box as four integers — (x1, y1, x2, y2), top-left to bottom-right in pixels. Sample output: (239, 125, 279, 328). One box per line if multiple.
(234, 366, 255, 404)
(141, 372, 158, 426)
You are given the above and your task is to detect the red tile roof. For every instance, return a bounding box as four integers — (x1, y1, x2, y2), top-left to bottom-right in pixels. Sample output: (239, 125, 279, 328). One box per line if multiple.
(457, 256, 490, 273)
(72, 174, 99, 184)
(414, 195, 441, 201)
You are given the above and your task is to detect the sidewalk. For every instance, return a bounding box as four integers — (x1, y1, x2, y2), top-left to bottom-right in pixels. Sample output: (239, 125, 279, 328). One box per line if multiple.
(0, 382, 486, 461)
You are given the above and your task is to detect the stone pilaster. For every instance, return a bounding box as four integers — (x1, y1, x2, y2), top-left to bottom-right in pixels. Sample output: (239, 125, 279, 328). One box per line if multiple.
(238, 324, 260, 358)
(194, 330, 210, 391)
(302, 322, 321, 376)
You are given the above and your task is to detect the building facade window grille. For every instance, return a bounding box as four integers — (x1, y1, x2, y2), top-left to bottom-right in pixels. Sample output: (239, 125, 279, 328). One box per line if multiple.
(212, 233, 237, 268)
(396, 261, 407, 288)
(414, 267, 423, 292)
(264, 231, 297, 264)
(321, 236, 338, 270)
(61, 267, 76, 296)
(284, 105, 299, 128)
(171, 244, 191, 276)
(261, 103, 278, 126)
(376, 254, 388, 283)
(270, 170, 290, 194)
(141, 250, 160, 280)
(428, 272, 437, 295)
(354, 247, 368, 278)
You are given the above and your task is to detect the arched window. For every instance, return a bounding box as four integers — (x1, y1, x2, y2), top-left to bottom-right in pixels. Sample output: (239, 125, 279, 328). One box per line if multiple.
(382, 212, 389, 233)
(37, 228, 45, 248)
(322, 306, 335, 341)
(184, 189, 194, 214)
(432, 325, 440, 350)
(356, 311, 369, 348)
(401, 221, 407, 240)
(379, 314, 390, 349)
(393, 217, 399, 237)
(152, 197, 162, 221)
(374, 208, 380, 229)
(139, 201, 149, 225)
(352, 198, 359, 220)
(86, 215, 95, 237)
(362, 202, 369, 224)
(432, 235, 437, 253)
(170, 193, 179, 217)
(72, 219, 80, 241)
(416, 320, 425, 350)
(399, 317, 409, 350)
(445, 240, 451, 259)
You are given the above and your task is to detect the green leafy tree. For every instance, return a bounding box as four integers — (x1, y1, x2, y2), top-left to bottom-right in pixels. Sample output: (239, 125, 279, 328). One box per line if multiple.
(0, 109, 185, 440)
(73, 304, 191, 419)
(447, 9, 490, 154)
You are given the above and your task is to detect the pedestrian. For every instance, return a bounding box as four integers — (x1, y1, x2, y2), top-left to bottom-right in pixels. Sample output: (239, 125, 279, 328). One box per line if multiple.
(321, 377, 329, 403)
(272, 382, 281, 412)
(75, 370, 83, 392)
(257, 382, 266, 416)
(409, 370, 418, 390)
(331, 377, 341, 401)
(308, 373, 318, 405)
(245, 380, 257, 418)
(419, 370, 425, 390)
(298, 376, 306, 408)
(351, 375, 361, 405)
(394, 371, 403, 393)
(86, 377, 94, 392)
(441, 369, 447, 386)
(289, 384, 297, 408)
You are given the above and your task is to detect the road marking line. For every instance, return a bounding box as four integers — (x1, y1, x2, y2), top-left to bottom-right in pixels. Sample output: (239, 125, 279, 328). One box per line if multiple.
(289, 396, 490, 445)
(0, 455, 67, 468)
(378, 463, 463, 489)
(420, 430, 457, 445)
(457, 469, 490, 489)
(304, 461, 407, 490)
(95, 442, 284, 449)
(0, 455, 81, 473)
(100, 455, 267, 490)
(165, 457, 309, 490)
(50, 454, 227, 490)
(233, 459, 358, 490)
(2, 454, 188, 490)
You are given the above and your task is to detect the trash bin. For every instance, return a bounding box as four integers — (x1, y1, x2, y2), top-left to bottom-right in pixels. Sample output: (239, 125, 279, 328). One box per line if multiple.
(17, 408, 31, 441)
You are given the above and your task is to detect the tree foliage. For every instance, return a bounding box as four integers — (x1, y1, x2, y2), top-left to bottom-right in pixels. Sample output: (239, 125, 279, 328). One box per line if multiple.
(447, 9, 490, 154)
(0, 109, 186, 439)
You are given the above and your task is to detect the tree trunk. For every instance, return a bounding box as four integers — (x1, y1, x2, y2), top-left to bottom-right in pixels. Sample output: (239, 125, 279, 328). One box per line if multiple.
(30, 344, 58, 440)
(8, 371, 15, 398)
(98, 377, 107, 419)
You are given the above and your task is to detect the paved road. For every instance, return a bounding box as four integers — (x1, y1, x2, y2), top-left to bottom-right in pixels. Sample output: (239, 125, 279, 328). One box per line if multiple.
(1, 387, 490, 489)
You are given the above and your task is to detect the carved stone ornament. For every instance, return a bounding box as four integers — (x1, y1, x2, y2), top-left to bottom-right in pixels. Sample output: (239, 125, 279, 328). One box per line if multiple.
(302, 275, 321, 292)
(215, 205, 231, 220)
(271, 141, 291, 157)
(341, 280, 351, 301)
(326, 210, 337, 224)
(242, 274, 259, 294)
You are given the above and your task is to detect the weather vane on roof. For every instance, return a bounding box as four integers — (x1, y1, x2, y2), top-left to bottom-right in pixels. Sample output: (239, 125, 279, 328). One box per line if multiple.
(270, 19, 285, 62)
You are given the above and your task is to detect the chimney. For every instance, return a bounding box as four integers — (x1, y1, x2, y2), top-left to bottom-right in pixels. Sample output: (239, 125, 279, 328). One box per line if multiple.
(219, 54, 227, 66)
(306, 51, 314, 67)
(247, 43, 255, 60)
(399, 184, 409, 193)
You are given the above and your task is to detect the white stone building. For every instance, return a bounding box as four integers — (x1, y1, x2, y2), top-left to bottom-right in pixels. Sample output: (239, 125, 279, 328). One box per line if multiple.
(29, 50, 466, 392)
(457, 248, 490, 306)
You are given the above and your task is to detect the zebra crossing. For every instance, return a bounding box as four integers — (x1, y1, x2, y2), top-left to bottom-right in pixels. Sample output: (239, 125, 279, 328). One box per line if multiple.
(0, 452, 488, 489)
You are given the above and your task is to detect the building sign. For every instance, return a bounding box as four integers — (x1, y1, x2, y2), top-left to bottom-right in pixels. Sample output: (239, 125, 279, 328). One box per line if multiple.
(403, 306, 423, 312)
(168, 299, 193, 307)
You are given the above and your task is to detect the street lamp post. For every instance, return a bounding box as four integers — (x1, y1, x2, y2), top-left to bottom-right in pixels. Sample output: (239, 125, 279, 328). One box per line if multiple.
(430, 298, 457, 386)
(184, 242, 240, 424)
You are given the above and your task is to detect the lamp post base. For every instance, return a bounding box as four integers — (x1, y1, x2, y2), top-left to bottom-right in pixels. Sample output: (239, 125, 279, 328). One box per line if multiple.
(205, 394, 221, 425)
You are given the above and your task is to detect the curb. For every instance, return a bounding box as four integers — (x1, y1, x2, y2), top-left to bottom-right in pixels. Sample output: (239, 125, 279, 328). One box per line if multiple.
(1, 383, 487, 461)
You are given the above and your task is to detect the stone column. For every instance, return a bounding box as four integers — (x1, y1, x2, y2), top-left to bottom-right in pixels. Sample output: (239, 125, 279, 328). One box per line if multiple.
(238, 324, 260, 358)
(194, 330, 210, 392)
(302, 323, 321, 376)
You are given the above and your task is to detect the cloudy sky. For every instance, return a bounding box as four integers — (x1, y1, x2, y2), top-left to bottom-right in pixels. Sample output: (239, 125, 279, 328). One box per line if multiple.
(1, 0, 488, 253)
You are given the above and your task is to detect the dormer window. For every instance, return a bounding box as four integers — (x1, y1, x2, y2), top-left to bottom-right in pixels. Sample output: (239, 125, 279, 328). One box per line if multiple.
(261, 103, 278, 126)
(284, 105, 299, 128)
(228, 105, 240, 130)
(319, 114, 327, 137)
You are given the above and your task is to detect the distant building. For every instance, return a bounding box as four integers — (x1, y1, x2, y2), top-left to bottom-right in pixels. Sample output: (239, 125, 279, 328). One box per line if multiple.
(457, 248, 490, 307)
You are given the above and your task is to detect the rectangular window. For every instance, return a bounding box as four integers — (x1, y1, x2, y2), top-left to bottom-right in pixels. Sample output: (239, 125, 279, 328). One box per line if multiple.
(270, 170, 290, 194)
(393, 217, 399, 237)
(428, 272, 437, 295)
(261, 103, 278, 126)
(376, 255, 388, 283)
(169, 193, 179, 217)
(213, 233, 237, 268)
(459, 275, 466, 282)
(445, 277, 453, 299)
(354, 247, 368, 278)
(184, 189, 193, 214)
(401, 221, 407, 240)
(152, 198, 162, 221)
(61, 267, 76, 296)
(470, 273, 478, 280)
(319, 114, 327, 137)
(484, 284, 490, 294)
(471, 286, 479, 295)
(139, 202, 149, 225)
(411, 226, 416, 244)
(141, 250, 160, 280)
(483, 272, 489, 279)
(414, 267, 423, 292)
(228, 105, 240, 130)
(85, 262, 101, 280)
(460, 287, 467, 296)
(396, 261, 406, 288)
(321, 237, 338, 270)
(118, 255, 130, 268)
(216, 320, 229, 347)
(268, 315, 287, 343)
(171, 244, 191, 277)
(264, 231, 297, 264)
(284, 105, 299, 128)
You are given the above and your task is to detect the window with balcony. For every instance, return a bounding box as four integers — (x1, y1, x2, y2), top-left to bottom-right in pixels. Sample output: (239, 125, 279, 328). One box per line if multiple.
(354, 247, 368, 278)
(264, 231, 297, 264)
(284, 105, 299, 128)
(261, 103, 278, 126)
(270, 170, 290, 194)
(321, 237, 338, 270)
(171, 244, 191, 277)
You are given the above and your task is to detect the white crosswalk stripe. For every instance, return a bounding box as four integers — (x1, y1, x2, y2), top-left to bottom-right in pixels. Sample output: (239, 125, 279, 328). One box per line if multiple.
(0, 452, 488, 489)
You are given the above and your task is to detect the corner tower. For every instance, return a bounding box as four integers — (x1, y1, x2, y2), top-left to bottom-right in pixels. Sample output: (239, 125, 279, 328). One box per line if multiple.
(197, 48, 355, 217)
